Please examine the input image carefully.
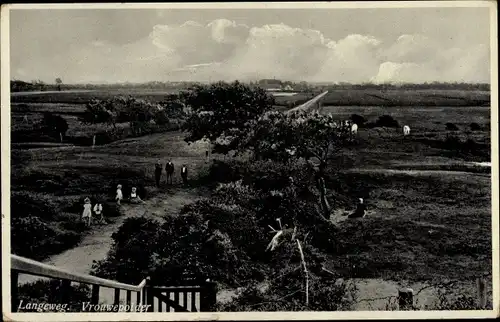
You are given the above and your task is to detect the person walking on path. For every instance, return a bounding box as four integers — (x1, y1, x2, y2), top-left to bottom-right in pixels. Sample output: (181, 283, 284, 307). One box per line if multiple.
(116, 184, 123, 205)
(82, 197, 92, 227)
(154, 159, 163, 187)
(165, 160, 175, 185)
(181, 164, 188, 185)
(93, 202, 104, 224)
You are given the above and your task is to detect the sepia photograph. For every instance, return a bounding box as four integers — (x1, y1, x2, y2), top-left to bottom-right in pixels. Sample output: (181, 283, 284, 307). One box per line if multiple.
(1, 1, 498, 320)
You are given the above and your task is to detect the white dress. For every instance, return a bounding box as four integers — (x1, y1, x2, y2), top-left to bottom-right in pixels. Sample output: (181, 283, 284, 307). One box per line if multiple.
(82, 203, 92, 218)
(116, 189, 123, 201)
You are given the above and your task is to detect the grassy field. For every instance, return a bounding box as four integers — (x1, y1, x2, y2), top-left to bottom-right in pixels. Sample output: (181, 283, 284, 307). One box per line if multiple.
(9, 87, 492, 309)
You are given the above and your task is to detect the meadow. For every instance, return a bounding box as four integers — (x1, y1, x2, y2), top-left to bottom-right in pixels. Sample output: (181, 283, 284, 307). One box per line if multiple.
(10, 86, 492, 310)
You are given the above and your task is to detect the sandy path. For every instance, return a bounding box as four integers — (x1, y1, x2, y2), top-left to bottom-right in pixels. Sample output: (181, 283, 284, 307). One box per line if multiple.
(17, 189, 201, 304)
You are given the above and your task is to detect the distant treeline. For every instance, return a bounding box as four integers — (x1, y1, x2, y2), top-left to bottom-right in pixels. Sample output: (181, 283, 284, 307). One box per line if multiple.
(11, 79, 490, 93)
(319, 82, 490, 91)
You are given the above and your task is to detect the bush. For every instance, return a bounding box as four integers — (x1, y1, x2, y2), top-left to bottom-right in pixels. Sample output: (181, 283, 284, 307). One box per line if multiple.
(470, 122, 481, 131)
(42, 112, 69, 138)
(11, 192, 59, 220)
(11, 216, 57, 260)
(375, 115, 399, 128)
(350, 114, 366, 126)
(153, 109, 169, 125)
(443, 135, 462, 150)
(445, 122, 459, 131)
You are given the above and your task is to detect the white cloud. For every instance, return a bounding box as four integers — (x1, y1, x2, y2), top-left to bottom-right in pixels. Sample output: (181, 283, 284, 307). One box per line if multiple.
(12, 20, 490, 84)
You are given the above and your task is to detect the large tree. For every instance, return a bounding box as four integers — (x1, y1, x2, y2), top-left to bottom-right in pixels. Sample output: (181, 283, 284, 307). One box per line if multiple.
(246, 110, 353, 219)
(181, 81, 275, 155)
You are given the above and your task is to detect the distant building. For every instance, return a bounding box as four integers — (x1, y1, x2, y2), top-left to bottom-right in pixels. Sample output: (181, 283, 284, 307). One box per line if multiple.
(258, 78, 283, 91)
(283, 85, 294, 91)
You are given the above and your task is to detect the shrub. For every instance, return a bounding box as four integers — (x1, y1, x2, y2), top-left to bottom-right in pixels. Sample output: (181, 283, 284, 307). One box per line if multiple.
(350, 114, 366, 126)
(153, 109, 169, 125)
(445, 122, 459, 131)
(11, 192, 59, 220)
(443, 135, 462, 150)
(11, 216, 57, 260)
(470, 122, 481, 131)
(375, 115, 399, 128)
(41, 112, 69, 138)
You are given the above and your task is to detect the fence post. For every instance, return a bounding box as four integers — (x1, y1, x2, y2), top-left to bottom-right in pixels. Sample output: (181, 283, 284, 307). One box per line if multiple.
(477, 277, 486, 309)
(200, 279, 217, 312)
(398, 288, 414, 310)
(145, 277, 154, 312)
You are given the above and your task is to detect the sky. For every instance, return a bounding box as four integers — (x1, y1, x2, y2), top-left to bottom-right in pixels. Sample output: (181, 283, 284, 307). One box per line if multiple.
(9, 6, 492, 84)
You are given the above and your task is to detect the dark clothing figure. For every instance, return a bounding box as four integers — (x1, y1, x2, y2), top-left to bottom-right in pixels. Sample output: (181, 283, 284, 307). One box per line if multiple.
(165, 161, 175, 185)
(181, 166, 188, 184)
(348, 199, 366, 219)
(154, 162, 162, 187)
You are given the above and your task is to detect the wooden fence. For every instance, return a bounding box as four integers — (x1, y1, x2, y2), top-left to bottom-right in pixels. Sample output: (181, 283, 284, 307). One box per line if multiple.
(11, 254, 217, 313)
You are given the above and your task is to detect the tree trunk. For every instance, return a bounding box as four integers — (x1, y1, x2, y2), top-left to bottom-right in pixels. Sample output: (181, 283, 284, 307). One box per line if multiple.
(315, 161, 331, 219)
(59, 132, 63, 143)
(317, 176, 331, 219)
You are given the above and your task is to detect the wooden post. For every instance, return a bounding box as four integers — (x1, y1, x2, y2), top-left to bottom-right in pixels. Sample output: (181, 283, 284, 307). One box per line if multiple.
(136, 291, 141, 309)
(60, 280, 72, 304)
(113, 288, 120, 306)
(191, 291, 197, 312)
(398, 288, 414, 310)
(145, 277, 154, 312)
(165, 291, 171, 312)
(200, 280, 217, 312)
(126, 290, 131, 312)
(477, 277, 486, 309)
(183, 291, 188, 310)
(11, 271, 19, 312)
(91, 285, 100, 304)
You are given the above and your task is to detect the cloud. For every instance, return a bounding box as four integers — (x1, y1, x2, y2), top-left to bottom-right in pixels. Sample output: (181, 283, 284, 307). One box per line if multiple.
(12, 19, 490, 84)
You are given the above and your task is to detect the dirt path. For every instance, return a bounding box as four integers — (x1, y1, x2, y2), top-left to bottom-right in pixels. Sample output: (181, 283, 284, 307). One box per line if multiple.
(18, 188, 201, 287)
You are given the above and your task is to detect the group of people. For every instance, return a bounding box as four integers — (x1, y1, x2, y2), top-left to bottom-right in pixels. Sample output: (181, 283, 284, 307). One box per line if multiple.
(81, 159, 190, 225)
(81, 184, 146, 225)
(154, 159, 189, 187)
(115, 184, 144, 205)
(81, 197, 105, 227)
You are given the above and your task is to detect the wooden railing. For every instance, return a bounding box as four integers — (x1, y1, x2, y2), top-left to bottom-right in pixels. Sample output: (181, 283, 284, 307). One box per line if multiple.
(11, 254, 217, 313)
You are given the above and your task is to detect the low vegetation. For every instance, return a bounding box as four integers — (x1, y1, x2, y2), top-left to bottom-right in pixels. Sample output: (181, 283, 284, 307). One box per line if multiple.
(11, 80, 492, 310)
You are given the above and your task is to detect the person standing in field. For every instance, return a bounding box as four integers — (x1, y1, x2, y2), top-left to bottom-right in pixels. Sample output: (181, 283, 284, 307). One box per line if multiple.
(154, 159, 163, 188)
(165, 160, 174, 185)
(82, 197, 92, 227)
(181, 164, 188, 185)
(93, 201, 104, 224)
(116, 184, 123, 205)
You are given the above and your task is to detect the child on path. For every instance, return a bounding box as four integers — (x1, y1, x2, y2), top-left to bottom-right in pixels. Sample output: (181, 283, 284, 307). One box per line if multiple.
(82, 197, 92, 227)
(93, 202, 104, 224)
(116, 184, 123, 205)
(130, 187, 145, 204)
